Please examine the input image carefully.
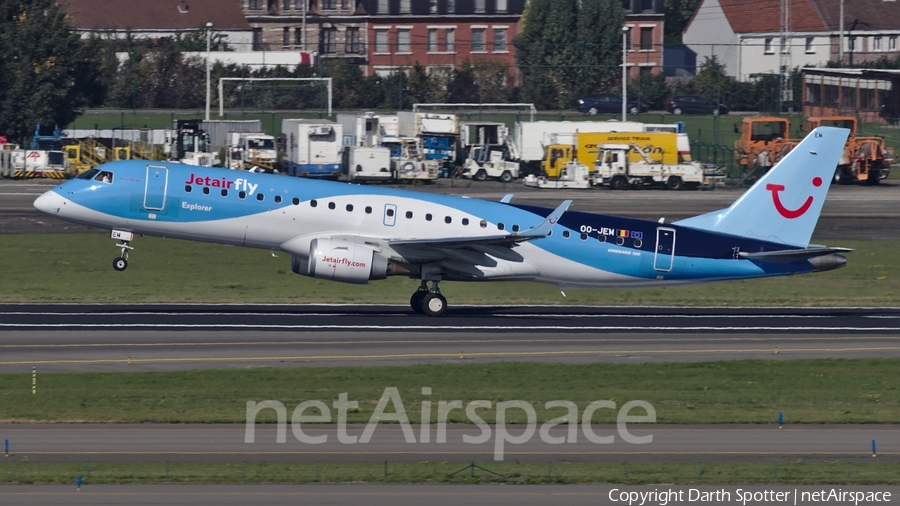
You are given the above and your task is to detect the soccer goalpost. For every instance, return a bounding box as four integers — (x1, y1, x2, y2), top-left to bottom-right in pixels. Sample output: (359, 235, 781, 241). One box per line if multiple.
(217, 77, 332, 117)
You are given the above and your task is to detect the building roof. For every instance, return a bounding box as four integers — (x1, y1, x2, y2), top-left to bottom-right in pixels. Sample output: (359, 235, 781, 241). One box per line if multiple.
(687, 0, 900, 35)
(63, 0, 251, 31)
(812, 0, 900, 31)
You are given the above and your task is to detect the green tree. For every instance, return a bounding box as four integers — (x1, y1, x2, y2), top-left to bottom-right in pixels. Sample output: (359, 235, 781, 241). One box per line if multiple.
(514, 0, 625, 109)
(663, 0, 702, 45)
(0, 0, 105, 142)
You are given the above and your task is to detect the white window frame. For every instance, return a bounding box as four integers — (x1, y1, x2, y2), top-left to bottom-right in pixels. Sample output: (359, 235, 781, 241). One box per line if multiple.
(427, 28, 438, 53)
(805, 37, 815, 54)
(638, 24, 655, 52)
(445, 27, 456, 53)
(374, 27, 390, 54)
(492, 26, 508, 53)
(395, 26, 413, 54)
(471, 25, 487, 53)
(764, 37, 774, 55)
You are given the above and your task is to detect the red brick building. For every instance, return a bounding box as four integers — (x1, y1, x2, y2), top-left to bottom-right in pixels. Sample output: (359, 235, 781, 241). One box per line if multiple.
(622, 0, 665, 80)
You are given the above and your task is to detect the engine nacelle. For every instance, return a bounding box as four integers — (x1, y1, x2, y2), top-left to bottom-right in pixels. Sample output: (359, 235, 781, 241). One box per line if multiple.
(299, 238, 389, 284)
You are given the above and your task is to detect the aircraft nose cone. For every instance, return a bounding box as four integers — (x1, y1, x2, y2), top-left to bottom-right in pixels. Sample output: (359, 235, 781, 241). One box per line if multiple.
(34, 191, 66, 215)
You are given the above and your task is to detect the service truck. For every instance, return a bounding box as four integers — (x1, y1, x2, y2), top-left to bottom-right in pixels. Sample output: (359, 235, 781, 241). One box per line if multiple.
(282, 119, 343, 178)
(543, 131, 693, 178)
(806, 116, 892, 184)
(166, 120, 220, 167)
(226, 132, 278, 172)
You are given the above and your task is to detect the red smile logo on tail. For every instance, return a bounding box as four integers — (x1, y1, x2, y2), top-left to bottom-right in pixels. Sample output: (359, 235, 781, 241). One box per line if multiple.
(766, 177, 822, 219)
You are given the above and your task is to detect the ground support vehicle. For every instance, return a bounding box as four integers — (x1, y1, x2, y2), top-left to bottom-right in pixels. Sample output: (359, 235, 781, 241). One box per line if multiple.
(282, 119, 343, 178)
(592, 144, 707, 190)
(341, 146, 394, 182)
(460, 145, 519, 182)
(806, 116, 892, 185)
(226, 132, 277, 173)
(383, 138, 439, 182)
(166, 120, 220, 167)
(734, 117, 799, 181)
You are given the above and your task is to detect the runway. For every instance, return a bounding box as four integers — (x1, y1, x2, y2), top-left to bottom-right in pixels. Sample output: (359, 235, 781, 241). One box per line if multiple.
(1, 305, 899, 371)
(2, 424, 897, 463)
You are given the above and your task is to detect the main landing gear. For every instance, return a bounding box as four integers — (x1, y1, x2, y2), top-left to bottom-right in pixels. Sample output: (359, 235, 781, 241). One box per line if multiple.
(410, 280, 447, 317)
(110, 230, 135, 272)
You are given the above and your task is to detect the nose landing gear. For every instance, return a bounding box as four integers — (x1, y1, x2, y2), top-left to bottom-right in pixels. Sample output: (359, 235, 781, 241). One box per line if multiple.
(110, 230, 134, 272)
(410, 280, 447, 317)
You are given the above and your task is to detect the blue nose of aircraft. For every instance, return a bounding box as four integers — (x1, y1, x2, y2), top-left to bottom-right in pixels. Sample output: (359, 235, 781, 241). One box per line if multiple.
(33, 190, 66, 215)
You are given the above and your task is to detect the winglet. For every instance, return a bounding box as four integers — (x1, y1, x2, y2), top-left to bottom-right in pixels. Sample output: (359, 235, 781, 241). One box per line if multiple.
(500, 194, 514, 203)
(519, 200, 572, 238)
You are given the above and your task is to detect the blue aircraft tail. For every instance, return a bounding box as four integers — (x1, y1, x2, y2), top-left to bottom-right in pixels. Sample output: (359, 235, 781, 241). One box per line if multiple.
(674, 126, 850, 247)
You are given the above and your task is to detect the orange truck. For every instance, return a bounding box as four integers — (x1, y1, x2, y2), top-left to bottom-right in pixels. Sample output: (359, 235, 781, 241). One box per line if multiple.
(805, 116, 892, 185)
(734, 117, 799, 180)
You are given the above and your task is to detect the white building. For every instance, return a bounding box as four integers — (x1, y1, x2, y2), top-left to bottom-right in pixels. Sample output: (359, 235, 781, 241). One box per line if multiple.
(683, 0, 900, 82)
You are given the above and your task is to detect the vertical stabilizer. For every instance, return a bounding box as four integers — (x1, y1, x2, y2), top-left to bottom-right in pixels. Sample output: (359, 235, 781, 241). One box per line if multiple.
(674, 126, 850, 246)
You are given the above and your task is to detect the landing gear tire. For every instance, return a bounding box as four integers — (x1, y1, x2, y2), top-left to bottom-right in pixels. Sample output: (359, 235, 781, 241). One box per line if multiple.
(113, 257, 128, 271)
(420, 293, 447, 317)
(410, 290, 428, 314)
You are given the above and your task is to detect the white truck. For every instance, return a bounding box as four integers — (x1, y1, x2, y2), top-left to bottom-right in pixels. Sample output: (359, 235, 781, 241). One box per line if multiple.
(166, 119, 220, 167)
(341, 146, 394, 182)
(226, 132, 277, 172)
(282, 119, 343, 178)
(593, 143, 706, 190)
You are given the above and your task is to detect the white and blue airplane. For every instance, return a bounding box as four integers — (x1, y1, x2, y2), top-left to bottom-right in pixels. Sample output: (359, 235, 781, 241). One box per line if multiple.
(34, 127, 851, 316)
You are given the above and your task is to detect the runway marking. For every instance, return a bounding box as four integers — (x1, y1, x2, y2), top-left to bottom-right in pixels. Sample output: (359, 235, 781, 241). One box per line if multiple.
(17, 451, 900, 456)
(2, 334, 898, 349)
(1, 324, 899, 331)
(2, 346, 899, 366)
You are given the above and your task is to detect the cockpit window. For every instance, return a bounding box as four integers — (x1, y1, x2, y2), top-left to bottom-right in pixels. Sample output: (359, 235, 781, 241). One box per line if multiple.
(94, 171, 114, 184)
(76, 169, 100, 180)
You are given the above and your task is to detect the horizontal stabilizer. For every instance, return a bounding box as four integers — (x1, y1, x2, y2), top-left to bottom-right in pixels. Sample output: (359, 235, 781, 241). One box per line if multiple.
(738, 247, 853, 263)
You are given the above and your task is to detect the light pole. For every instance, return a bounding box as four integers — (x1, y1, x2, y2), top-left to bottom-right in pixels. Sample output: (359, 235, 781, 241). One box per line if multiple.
(205, 22, 213, 121)
(622, 25, 629, 122)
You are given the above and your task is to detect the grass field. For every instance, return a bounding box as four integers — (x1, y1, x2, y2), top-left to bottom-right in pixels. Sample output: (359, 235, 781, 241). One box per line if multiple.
(0, 234, 896, 306)
(1, 360, 897, 424)
(2, 460, 898, 485)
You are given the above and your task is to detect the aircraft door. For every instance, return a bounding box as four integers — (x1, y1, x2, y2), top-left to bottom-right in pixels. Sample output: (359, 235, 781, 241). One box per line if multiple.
(143, 165, 169, 211)
(654, 227, 676, 272)
(383, 203, 397, 227)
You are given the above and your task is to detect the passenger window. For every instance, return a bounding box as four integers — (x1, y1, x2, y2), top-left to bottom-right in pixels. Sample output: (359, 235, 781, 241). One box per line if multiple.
(328, 202, 335, 209)
(185, 185, 192, 193)
(512, 225, 520, 232)
(202, 187, 210, 195)
(221, 189, 228, 197)
(580, 233, 588, 241)
(480, 220, 487, 228)
(634, 239, 643, 248)
(346, 204, 353, 212)
(406, 211, 413, 219)
(239, 191, 246, 199)
(256, 193, 264, 201)
(310, 199, 318, 207)
(498, 223, 505, 231)
(274, 195, 282, 204)
(365, 206, 372, 214)
(386, 208, 395, 217)
(425, 213, 432, 221)
(563, 230, 570, 238)
(444, 216, 451, 224)
(462, 218, 469, 225)
(292, 197, 300, 205)
(615, 237, 624, 245)
(598, 235, 607, 243)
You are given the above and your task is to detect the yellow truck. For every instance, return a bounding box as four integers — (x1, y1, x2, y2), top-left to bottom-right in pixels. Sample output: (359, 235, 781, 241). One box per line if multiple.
(543, 131, 692, 178)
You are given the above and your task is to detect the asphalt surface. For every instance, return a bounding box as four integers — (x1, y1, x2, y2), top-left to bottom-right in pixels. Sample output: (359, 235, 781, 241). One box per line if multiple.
(4, 484, 899, 506)
(1, 304, 899, 372)
(1, 424, 896, 464)
(3, 178, 900, 241)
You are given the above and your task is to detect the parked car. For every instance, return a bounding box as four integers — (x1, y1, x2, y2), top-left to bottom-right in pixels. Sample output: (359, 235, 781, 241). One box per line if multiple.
(578, 94, 648, 115)
(666, 95, 729, 115)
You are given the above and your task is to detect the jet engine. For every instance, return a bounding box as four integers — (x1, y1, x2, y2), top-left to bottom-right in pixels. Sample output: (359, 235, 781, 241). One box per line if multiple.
(292, 238, 389, 284)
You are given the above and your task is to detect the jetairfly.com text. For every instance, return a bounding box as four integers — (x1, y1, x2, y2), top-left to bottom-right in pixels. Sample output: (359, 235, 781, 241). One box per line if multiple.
(244, 387, 656, 461)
